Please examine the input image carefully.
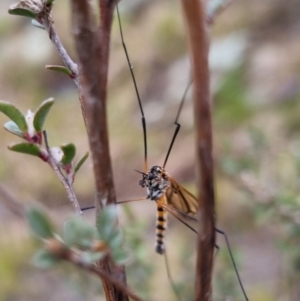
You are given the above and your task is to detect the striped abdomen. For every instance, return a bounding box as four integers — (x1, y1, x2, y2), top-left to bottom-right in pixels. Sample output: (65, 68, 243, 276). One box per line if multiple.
(155, 204, 168, 254)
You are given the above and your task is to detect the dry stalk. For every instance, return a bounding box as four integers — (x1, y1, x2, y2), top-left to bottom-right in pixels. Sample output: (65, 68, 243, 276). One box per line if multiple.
(180, 0, 216, 300)
(70, 1, 128, 301)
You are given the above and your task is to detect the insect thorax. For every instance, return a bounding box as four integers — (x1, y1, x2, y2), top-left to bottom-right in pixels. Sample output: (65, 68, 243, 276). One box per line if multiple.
(139, 165, 169, 201)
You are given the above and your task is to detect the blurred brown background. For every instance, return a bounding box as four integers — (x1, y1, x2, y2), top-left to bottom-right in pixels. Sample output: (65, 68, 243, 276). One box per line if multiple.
(1, 0, 300, 300)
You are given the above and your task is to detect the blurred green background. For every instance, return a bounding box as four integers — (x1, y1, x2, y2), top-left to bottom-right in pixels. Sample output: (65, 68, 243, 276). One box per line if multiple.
(1, 0, 300, 300)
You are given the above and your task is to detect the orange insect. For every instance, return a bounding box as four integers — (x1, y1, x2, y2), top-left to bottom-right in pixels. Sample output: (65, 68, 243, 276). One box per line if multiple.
(116, 6, 248, 300)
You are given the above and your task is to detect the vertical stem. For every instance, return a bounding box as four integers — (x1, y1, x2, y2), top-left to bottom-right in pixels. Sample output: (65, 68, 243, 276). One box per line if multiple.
(70, 1, 128, 300)
(180, 1, 215, 300)
(93, 0, 117, 210)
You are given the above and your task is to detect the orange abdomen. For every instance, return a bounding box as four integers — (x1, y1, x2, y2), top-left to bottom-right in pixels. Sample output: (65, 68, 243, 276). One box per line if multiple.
(155, 196, 168, 254)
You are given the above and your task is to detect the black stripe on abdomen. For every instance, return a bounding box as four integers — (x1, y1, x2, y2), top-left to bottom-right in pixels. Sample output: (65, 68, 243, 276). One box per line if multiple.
(155, 205, 167, 254)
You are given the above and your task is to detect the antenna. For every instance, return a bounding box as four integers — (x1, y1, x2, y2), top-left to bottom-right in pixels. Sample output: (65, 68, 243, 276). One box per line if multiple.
(163, 79, 193, 168)
(116, 5, 148, 172)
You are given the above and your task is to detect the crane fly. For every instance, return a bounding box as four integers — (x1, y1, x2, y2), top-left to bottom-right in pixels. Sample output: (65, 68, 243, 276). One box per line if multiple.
(115, 6, 199, 255)
(136, 165, 197, 254)
(83, 6, 249, 301)
(115, 5, 249, 300)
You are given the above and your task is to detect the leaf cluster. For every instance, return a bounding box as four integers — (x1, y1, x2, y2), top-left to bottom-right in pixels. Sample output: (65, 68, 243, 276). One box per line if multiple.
(0, 99, 88, 180)
(28, 206, 130, 268)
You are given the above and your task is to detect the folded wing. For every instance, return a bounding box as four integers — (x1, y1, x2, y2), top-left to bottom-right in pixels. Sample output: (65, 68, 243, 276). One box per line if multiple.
(165, 177, 199, 216)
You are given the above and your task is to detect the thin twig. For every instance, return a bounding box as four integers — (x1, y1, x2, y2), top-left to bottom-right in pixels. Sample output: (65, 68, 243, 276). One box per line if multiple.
(73, 260, 144, 301)
(43, 131, 82, 217)
(43, 20, 78, 75)
(51, 240, 143, 301)
(41, 16, 87, 124)
(0, 184, 25, 218)
(180, 0, 215, 300)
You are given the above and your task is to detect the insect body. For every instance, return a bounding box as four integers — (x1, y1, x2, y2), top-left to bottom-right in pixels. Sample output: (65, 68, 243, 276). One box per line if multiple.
(87, 3, 196, 254)
(139, 165, 198, 254)
(139, 166, 169, 254)
(116, 5, 249, 300)
(140, 166, 168, 201)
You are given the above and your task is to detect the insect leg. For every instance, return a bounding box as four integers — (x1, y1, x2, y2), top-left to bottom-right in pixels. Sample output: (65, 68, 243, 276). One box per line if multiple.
(162, 204, 197, 234)
(162, 204, 248, 299)
(81, 198, 147, 211)
(214, 243, 220, 258)
(215, 227, 249, 301)
(116, 198, 147, 204)
(81, 206, 96, 211)
(116, 5, 148, 172)
(163, 79, 193, 168)
(164, 248, 184, 301)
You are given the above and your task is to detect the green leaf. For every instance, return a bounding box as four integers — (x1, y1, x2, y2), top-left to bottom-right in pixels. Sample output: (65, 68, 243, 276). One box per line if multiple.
(111, 248, 130, 265)
(46, 0, 55, 5)
(31, 19, 45, 30)
(32, 249, 59, 268)
(46, 65, 73, 77)
(81, 251, 106, 264)
(63, 217, 96, 248)
(74, 152, 89, 173)
(61, 143, 76, 165)
(4, 121, 24, 138)
(0, 101, 27, 132)
(27, 207, 54, 239)
(96, 206, 118, 241)
(8, 7, 37, 19)
(8, 143, 41, 157)
(33, 98, 54, 132)
(107, 229, 123, 250)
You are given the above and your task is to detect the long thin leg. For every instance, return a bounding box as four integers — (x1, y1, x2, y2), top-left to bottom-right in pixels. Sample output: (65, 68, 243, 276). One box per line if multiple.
(116, 198, 146, 204)
(81, 198, 147, 212)
(81, 206, 96, 211)
(215, 228, 249, 301)
(116, 5, 148, 172)
(162, 204, 197, 222)
(161, 204, 197, 234)
(163, 79, 193, 168)
(82, 203, 247, 299)
(162, 205, 249, 301)
(214, 244, 220, 258)
(164, 248, 183, 301)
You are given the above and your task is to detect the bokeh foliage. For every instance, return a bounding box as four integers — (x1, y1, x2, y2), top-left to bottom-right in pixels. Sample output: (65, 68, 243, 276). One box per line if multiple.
(0, 0, 300, 300)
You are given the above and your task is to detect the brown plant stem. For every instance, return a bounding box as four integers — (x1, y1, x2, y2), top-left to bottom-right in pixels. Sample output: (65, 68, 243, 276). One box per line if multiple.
(43, 131, 82, 217)
(44, 22, 78, 75)
(70, 0, 116, 209)
(180, 0, 216, 300)
(70, 1, 128, 301)
(0, 183, 25, 218)
(83, 264, 144, 301)
(41, 17, 87, 125)
(56, 248, 144, 301)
